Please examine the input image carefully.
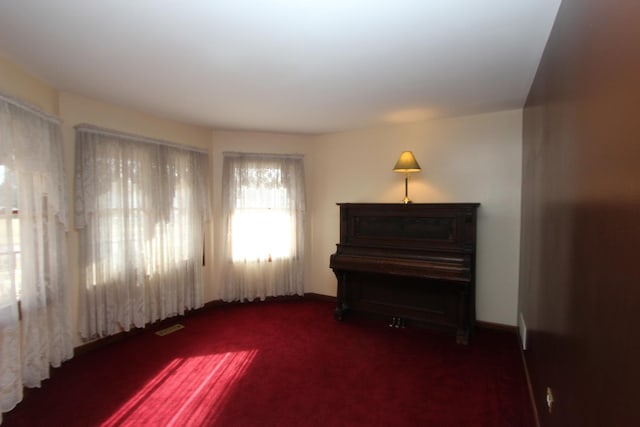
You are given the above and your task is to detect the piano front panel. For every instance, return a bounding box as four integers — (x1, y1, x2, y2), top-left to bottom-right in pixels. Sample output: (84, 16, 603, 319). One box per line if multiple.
(347, 273, 461, 329)
(354, 215, 455, 241)
(340, 203, 477, 253)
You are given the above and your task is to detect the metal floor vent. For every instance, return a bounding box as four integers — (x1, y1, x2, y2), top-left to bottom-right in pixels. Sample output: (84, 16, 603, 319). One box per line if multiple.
(155, 324, 185, 336)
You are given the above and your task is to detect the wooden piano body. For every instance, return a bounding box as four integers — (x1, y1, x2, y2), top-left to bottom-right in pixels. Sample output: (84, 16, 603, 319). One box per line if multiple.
(329, 203, 479, 344)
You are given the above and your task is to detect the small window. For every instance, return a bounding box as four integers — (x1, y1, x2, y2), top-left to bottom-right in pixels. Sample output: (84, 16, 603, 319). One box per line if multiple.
(221, 153, 306, 301)
(231, 167, 294, 262)
(0, 165, 21, 298)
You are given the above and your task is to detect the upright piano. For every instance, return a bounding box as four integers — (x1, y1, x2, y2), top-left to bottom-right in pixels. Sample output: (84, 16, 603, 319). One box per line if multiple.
(329, 203, 479, 344)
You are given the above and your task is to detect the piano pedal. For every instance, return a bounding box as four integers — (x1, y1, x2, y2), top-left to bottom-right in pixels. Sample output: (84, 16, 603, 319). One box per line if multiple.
(388, 317, 406, 328)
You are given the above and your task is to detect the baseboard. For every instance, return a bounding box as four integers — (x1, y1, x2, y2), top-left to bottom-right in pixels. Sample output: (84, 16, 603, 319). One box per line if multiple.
(303, 292, 336, 303)
(75, 319, 171, 357)
(520, 346, 541, 427)
(303, 294, 518, 335)
(75, 294, 517, 358)
(303, 293, 518, 334)
(74, 310, 203, 357)
(75, 294, 330, 356)
(202, 293, 308, 309)
(476, 320, 518, 334)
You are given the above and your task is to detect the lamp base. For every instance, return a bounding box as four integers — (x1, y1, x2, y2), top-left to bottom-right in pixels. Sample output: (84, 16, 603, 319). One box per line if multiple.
(401, 197, 412, 204)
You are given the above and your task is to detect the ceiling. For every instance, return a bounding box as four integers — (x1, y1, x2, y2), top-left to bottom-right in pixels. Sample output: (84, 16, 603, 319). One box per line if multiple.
(0, 0, 561, 134)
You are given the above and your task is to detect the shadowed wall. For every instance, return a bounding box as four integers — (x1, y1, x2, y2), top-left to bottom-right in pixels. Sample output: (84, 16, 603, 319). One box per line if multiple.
(520, 0, 640, 425)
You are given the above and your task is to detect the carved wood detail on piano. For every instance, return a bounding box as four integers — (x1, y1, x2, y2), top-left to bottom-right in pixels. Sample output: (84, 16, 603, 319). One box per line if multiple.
(329, 203, 479, 344)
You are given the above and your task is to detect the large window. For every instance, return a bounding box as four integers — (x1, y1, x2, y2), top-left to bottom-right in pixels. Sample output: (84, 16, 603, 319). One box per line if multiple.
(75, 125, 210, 339)
(221, 153, 306, 302)
(0, 94, 72, 421)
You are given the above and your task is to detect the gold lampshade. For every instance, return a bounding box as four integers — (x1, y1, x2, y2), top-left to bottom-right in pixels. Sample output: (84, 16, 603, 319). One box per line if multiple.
(393, 151, 421, 173)
(393, 151, 421, 204)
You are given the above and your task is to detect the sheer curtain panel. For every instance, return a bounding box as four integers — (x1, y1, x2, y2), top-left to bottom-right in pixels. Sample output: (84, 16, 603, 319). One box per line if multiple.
(221, 152, 306, 302)
(75, 125, 210, 340)
(0, 94, 72, 422)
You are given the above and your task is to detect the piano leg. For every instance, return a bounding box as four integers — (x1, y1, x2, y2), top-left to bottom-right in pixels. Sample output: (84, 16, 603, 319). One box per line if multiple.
(457, 287, 470, 345)
(334, 272, 348, 321)
(456, 329, 470, 345)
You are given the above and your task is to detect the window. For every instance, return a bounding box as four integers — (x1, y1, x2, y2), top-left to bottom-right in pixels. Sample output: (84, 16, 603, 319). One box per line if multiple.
(0, 94, 72, 418)
(221, 153, 306, 302)
(0, 165, 20, 298)
(231, 166, 294, 262)
(75, 125, 210, 339)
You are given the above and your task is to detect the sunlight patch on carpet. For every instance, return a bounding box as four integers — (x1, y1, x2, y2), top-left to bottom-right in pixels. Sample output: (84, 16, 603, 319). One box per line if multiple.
(100, 350, 258, 426)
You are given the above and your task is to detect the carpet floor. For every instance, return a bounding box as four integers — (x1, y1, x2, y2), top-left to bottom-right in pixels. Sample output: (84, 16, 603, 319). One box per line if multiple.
(2, 299, 534, 426)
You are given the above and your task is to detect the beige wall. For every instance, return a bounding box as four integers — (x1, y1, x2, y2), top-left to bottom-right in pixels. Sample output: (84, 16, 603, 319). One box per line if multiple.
(310, 110, 523, 325)
(0, 56, 58, 113)
(2, 54, 523, 340)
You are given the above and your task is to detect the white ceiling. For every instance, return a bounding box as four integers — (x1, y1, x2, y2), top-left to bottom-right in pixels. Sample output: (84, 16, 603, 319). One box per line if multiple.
(0, 0, 561, 134)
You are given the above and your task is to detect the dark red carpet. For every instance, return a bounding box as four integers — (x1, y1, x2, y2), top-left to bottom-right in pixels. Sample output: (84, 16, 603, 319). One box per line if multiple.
(2, 299, 533, 426)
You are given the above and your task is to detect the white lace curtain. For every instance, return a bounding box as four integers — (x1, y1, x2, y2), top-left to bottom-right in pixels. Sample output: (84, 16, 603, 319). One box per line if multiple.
(0, 95, 72, 422)
(75, 125, 210, 340)
(221, 152, 306, 302)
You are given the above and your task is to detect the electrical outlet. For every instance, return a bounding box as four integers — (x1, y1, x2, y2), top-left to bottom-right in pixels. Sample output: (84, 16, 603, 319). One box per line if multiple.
(546, 387, 554, 413)
(519, 312, 527, 350)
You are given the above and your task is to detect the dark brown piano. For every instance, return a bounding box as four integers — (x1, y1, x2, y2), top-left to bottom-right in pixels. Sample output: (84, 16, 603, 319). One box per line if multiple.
(329, 203, 479, 344)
